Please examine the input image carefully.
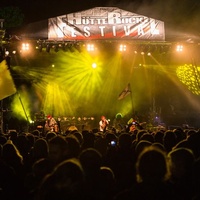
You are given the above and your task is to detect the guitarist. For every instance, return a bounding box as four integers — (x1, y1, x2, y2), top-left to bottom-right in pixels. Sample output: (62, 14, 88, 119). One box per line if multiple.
(99, 115, 109, 133)
(45, 114, 58, 133)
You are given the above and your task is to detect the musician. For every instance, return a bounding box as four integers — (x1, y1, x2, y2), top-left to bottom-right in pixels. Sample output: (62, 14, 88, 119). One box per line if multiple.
(45, 115, 58, 133)
(112, 113, 126, 133)
(126, 117, 146, 132)
(99, 116, 109, 133)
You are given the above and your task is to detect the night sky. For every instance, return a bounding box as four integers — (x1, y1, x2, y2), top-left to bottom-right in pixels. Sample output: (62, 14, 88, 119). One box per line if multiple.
(1, 0, 200, 35)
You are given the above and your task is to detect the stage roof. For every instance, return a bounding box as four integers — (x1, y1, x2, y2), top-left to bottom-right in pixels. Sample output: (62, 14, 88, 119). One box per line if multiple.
(4, 7, 200, 46)
(12, 7, 166, 41)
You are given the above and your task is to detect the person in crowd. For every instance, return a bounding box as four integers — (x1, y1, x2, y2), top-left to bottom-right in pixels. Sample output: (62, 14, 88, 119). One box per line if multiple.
(114, 133, 136, 192)
(35, 158, 87, 200)
(29, 138, 49, 166)
(0, 154, 21, 200)
(168, 147, 196, 200)
(47, 135, 70, 168)
(2, 139, 28, 199)
(1, 111, 200, 200)
(79, 148, 104, 200)
(24, 158, 53, 200)
(112, 113, 126, 134)
(163, 130, 177, 153)
(99, 166, 117, 199)
(65, 134, 81, 158)
(126, 116, 146, 133)
(114, 145, 177, 200)
(2, 140, 25, 178)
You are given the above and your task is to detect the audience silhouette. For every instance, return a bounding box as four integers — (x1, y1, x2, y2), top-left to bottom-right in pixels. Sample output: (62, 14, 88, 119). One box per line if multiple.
(0, 120, 199, 200)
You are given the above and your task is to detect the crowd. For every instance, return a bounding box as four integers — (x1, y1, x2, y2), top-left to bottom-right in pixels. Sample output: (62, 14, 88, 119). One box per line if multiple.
(0, 121, 200, 200)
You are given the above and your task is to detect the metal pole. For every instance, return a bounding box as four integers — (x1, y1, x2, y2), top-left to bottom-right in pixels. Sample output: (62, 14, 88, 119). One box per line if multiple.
(0, 100, 3, 134)
(17, 92, 29, 131)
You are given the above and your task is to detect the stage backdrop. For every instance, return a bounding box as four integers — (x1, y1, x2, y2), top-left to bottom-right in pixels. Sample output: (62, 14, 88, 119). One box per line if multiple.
(48, 7, 165, 41)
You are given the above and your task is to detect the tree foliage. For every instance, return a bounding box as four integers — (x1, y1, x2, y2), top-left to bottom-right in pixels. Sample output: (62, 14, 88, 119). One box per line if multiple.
(0, 6, 24, 28)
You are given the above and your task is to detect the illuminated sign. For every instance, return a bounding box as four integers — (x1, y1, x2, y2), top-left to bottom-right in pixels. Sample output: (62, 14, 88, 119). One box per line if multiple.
(48, 7, 165, 41)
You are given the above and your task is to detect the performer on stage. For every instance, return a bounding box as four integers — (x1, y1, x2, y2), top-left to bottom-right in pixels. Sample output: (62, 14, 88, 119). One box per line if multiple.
(126, 117, 146, 132)
(112, 113, 126, 133)
(99, 115, 109, 133)
(45, 114, 58, 133)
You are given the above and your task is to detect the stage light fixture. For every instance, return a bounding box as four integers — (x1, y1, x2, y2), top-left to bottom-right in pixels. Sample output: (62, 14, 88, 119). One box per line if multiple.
(92, 63, 97, 68)
(21, 43, 30, 51)
(176, 44, 183, 52)
(5, 51, 9, 56)
(86, 44, 95, 52)
(119, 44, 126, 52)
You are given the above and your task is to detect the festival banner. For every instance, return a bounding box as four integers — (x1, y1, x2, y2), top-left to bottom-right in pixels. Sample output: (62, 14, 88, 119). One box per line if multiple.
(48, 7, 165, 41)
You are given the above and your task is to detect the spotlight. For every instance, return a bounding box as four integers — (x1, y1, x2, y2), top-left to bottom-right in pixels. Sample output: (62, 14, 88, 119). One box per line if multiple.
(5, 51, 9, 56)
(92, 63, 97, 68)
(86, 44, 95, 52)
(21, 43, 30, 51)
(119, 44, 126, 52)
(176, 44, 183, 52)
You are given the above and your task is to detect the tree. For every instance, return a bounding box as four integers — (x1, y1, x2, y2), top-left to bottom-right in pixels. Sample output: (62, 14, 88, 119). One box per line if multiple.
(0, 6, 24, 28)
